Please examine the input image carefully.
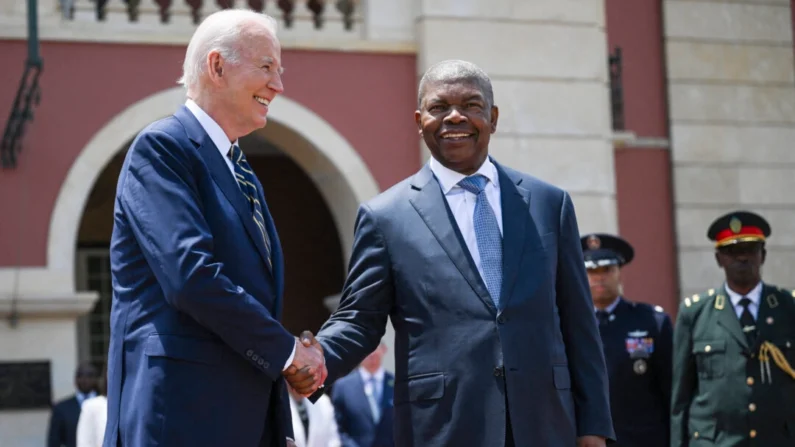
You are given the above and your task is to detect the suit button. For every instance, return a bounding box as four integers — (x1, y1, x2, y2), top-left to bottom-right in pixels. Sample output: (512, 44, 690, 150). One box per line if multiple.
(493, 366, 504, 377)
(747, 376, 754, 386)
(497, 315, 506, 324)
(693, 432, 699, 439)
(750, 430, 757, 438)
(258, 358, 265, 366)
(252, 354, 259, 361)
(246, 349, 254, 357)
(749, 403, 757, 412)
(263, 361, 270, 369)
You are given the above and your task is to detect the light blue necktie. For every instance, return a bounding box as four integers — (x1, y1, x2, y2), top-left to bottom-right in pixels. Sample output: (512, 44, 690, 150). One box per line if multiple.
(458, 174, 503, 306)
(365, 376, 381, 422)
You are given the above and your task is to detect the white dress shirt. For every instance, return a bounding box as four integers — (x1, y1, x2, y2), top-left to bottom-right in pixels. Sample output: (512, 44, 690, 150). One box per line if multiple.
(76, 395, 107, 447)
(184, 99, 296, 370)
(184, 99, 237, 176)
(359, 367, 385, 400)
(594, 296, 622, 314)
(289, 394, 341, 447)
(725, 281, 763, 320)
(429, 156, 503, 285)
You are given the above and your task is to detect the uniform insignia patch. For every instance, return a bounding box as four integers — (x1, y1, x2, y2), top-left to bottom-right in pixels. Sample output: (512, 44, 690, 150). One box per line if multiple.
(586, 235, 601, 250)
(729, 216, 742, 233)
(626, 336, 654, 359)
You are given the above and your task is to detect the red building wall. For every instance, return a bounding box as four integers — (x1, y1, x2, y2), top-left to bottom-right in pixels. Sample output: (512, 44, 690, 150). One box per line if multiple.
(0, 41, 418, 267)
(605, 0, 680, 316)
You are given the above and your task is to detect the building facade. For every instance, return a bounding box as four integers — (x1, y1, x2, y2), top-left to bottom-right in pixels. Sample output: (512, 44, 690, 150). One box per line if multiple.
(0, 0, 793, 445)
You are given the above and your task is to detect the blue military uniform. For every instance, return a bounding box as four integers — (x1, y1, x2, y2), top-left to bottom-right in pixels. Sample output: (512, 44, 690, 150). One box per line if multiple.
(581, 233, 673, 447)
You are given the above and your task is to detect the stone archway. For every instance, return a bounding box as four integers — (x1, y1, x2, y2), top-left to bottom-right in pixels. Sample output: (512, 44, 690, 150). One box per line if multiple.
(47, 87, 380, 293)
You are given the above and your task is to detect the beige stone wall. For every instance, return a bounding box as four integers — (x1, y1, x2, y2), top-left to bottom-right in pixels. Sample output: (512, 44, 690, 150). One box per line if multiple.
(415, 0, 617, 233)
(664, 0, 795, 297)
(0, 319, 79, 446)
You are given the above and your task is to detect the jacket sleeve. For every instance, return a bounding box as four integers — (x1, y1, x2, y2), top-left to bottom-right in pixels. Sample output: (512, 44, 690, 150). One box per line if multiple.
(46, 404, 62, 447)
(119, 129, 295, 381)
(671, 304, 696, 447)
(554, 191, 616, 442)
(315, 204, 395, 383)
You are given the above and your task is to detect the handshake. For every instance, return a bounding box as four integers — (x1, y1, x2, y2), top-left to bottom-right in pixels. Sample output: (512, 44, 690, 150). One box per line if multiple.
(282, 330, 327, 397)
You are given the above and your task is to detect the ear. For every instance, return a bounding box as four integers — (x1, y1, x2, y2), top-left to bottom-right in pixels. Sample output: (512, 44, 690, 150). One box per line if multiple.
(207, 50, 225, 86)
(414, 110, 423, 135)
(761, 247, 767, 265)
(714, 251, 722, 268)
(489, 105, 499, 134)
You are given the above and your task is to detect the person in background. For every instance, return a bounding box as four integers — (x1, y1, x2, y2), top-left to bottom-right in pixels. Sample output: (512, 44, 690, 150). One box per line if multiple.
(47, 362, 99, 447)
(671, 210, 795, 446)
(581, 233, 672, 447)
(288, 384, 341, 447)
(331, 343, 394, 447)
(76, 367, 108, 447)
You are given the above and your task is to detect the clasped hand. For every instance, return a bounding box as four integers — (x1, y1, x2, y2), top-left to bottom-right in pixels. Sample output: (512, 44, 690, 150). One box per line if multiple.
(282, 330, 327, 396)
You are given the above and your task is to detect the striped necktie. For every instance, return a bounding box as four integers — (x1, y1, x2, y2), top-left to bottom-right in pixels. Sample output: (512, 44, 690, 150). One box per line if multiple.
(229, 144, 272, 269)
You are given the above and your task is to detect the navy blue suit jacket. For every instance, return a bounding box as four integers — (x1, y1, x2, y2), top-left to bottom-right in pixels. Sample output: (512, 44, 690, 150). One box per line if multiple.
(315, 161, 615, 446)
(47, 396, 80, 447)
(105, 106, 295, 447)
(331, 370, 394, 447)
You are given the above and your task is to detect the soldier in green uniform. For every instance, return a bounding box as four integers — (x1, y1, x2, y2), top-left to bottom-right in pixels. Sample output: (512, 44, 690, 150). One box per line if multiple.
(671, 210, 795, 446)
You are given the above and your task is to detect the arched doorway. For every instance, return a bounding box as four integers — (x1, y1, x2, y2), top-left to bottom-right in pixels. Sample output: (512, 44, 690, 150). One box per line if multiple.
(74, 134, 346, 366)
(49, 87, 391, 371)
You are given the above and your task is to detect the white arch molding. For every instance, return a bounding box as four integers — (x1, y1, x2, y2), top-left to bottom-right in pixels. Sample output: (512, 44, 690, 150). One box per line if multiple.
(48, 86, 380, 294)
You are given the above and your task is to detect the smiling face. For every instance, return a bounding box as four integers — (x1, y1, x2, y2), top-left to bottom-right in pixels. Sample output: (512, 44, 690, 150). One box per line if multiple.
(415, 78, 499, 175)
(207, 21, 284, 139)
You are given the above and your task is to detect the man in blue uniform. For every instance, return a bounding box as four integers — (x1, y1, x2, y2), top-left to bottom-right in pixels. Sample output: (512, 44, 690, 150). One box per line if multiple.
(581, 233, 673, 447)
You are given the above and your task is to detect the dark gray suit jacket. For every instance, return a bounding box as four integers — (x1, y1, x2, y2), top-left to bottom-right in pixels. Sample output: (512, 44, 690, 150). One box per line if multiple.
(317, 160, 615, 446)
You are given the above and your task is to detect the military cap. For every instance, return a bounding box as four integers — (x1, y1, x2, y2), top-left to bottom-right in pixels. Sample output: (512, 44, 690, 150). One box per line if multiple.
(707, 210, 770, 248)
(580, 233, 634, 270)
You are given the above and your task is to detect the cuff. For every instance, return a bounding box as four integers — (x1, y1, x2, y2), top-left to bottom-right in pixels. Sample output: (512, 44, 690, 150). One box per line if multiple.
(282, 339, 297, 371)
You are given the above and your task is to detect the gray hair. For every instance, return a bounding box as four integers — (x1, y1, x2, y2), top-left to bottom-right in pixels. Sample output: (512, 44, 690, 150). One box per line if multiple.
(417, 60, 494, 108)
(178, 9, 278, 94)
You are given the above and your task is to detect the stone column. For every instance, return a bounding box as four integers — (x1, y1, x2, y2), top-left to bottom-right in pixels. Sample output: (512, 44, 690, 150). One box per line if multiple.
(415, 0, 617, 233)
(664, 0, 795, 297)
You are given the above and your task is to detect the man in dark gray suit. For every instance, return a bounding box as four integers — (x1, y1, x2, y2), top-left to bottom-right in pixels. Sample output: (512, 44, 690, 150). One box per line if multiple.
(292, 60, 614, 447)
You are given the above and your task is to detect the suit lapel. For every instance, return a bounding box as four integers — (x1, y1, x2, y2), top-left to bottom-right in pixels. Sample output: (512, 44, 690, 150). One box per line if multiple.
(494, 162, 533, 310)
(714, 286, 750, 351)
(408, 164, 494, 313)
(174, 106, 274, 274)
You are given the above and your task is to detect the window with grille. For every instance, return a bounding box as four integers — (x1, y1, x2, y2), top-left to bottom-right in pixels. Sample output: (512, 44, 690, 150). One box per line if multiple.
(75, 248, 112, 369)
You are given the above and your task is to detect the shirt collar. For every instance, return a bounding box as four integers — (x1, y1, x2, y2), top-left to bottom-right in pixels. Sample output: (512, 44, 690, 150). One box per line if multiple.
(595, 296, 622, 314)
(429, 155, 498, 195)
(185, 99, 238, 159)
(359, 367, 385, 383)
(76, 391, 96, 405)
(725, 282, 763, 307)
